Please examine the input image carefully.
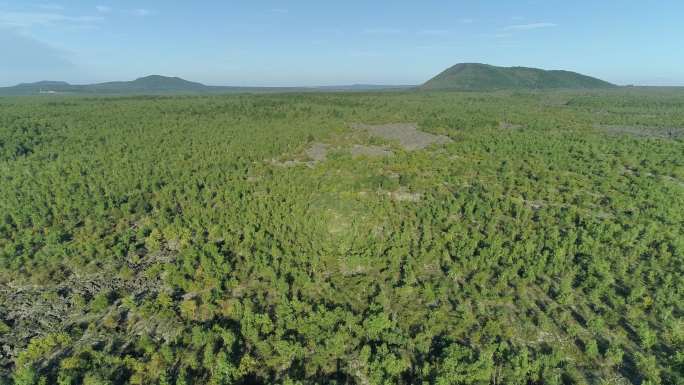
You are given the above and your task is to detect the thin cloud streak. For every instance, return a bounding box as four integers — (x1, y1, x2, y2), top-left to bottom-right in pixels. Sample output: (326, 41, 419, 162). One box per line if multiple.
(0, 11, 102, 28)
(0, 27, 80, 85)
(418, 29, 450, 36)
(363, 27, 400, 35)
(36, 4, 64, 11)
(131, 8, 153, 17)
(504, 22, 557, 31)
(350, 50, 382, 58)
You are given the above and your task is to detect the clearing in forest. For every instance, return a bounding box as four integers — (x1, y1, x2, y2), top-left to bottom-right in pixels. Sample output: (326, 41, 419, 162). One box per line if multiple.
(352, 122, 452, 150)
(304, 142, 329, 162)
(349, 144, 393, 158)
(270, 141, 393, 167)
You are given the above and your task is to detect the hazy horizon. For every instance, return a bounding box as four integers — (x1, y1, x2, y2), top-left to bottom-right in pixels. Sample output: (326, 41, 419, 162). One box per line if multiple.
(1, 0, 683, 87)
(3, 64, 659, 89)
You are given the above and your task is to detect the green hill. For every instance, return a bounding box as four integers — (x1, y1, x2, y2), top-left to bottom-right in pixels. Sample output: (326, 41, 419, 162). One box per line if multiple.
(0, 76, 412, 96)
(421, 63, 616, 91)
(88, 75, 209, 93)
(0, 76, 205, 96)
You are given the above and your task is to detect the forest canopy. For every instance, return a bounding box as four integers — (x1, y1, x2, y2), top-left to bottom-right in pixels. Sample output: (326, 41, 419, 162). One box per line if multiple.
(0, 89, 683, 385)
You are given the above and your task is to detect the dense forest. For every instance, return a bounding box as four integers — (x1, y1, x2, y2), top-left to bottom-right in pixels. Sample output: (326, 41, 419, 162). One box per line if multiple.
(0, 88, 682, 384)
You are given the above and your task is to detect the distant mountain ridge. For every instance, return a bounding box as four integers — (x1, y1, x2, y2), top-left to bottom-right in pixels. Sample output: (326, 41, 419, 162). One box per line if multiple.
(420, 63, 615, 91)
(18, 81, 70, 87)
(0, 76, 412, 96)
(0, 65, 618, 96)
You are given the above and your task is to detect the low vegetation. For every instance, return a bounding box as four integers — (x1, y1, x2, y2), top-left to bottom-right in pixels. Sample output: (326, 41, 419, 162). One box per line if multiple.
(0, 88, 682, 384)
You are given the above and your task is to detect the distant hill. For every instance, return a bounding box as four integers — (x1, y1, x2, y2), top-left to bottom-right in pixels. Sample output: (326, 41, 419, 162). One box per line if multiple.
(420, 63, 615, 91)
(0, 65, 618, 96)
(0, 76, 412, 96)
(0, 76, 253, 96)
(88, 75, 209, 93)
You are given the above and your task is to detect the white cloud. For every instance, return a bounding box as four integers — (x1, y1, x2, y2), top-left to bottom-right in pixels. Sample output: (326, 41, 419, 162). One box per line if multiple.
(35, 4, 64, 11)
(504, 22, 557, 31)
(95, 5, 111, 13)
(350, 50, 382, 58)
(0, 11, 102, 28)
(418, 29, 450, 36)
(0, 27, 79, 85)
(363, 27, 400, 35)
(131, 8, 152, 17)
(270, 8, 288, 14)
(460, 18, 474, 24)
(480, 32, 513, 40)
(416, 43, 462, 50)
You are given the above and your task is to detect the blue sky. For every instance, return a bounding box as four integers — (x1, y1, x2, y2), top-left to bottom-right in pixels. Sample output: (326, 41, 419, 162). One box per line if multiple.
(1, 1, 683, 86)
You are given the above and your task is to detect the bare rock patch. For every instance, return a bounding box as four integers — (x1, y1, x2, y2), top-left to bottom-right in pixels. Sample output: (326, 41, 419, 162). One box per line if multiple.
(271, 141, 394, 167)
(499, 121, 524, 130)
(352, 123, 452, 150)
(270, 142, 329, 167)
(349, 144, 393, 158)
(304, 142, 329, 162)
(388, 187, 422, 202)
